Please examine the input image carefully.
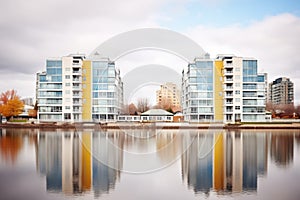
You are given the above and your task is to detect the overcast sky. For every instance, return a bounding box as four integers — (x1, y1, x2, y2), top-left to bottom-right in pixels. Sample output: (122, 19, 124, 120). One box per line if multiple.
(0, 0, 299, 104)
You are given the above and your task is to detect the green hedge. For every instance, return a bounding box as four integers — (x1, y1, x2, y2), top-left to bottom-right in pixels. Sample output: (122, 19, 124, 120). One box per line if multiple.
(9, 119, 27, 122)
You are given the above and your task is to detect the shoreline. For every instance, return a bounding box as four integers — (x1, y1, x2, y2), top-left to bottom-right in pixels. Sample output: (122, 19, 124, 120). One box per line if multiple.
(1, 122, 300, 130)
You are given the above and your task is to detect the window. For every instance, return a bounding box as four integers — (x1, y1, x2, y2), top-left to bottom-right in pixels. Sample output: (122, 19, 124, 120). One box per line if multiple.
(235, 114, 241, 120)
(243, 91, 257, 97)
(191, 115, 198, 120)
(65, 75, 70, 79)
(235, 83, 240, 87)
(65, 83, 70, 86)
(243, 99, 257, 105)
(243, 60, 258, 82)
(65, 90, 70, 94)
(243, 84, 257, 90)
(191, 107, 197, 113)
(65, 106, 70, 110)
(235, 106, 240, 110)
(65, 68, 70, 72)
(235, 98, 240, 102)
(235, 90, 240, 95)
(64, 113, 71, 120)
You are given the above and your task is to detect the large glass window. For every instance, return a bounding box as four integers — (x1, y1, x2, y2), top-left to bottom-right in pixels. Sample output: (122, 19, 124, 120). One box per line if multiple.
(46, 60, 62, 67)
(243, 83, 257, 90)
(39, 91, 62, 97)
(257, 75, 265, 82)
(243, 99, 257, 105)
(243, 91, 257, 97)
(243, 60, 258, 82)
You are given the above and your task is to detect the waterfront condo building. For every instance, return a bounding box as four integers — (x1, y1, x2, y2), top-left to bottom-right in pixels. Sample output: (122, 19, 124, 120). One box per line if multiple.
(268, 77, 294, 105)
(36, 54, 123, 122)
(156, 82, 181, 111)
(182, 54, 267, 123)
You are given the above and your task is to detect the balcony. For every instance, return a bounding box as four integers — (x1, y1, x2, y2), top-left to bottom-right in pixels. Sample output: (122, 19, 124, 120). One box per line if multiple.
(73, 101, 82, 105)
(225, 93, 233, 97)
(73, 92, 82, 97)
(225, 86, 233, 90)
(224, 78, 233, 83)
(72, 78, 82, 82)
(73, 86, 81, 91)
(224, 70, 233, 75)
(224, 64, 233, 68)
(72, 70, 82, 74)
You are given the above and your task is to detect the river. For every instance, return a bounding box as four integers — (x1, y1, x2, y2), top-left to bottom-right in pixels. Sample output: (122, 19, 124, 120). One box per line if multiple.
(0, 128, 299, 200)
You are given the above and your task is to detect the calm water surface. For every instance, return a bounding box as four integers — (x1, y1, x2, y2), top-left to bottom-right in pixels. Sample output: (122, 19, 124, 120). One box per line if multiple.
(0, 128, 300, 200)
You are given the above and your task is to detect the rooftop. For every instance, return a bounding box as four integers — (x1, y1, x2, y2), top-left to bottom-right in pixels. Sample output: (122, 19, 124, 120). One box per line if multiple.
(141, 109, 173, 116)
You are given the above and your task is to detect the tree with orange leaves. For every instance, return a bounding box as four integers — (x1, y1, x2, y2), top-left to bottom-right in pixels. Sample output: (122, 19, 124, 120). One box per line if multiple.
(0, 89, 19, 104)
(0, 90, 24, 120)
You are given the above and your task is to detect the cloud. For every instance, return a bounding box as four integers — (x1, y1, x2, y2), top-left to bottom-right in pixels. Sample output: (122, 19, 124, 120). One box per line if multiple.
(185, 13, 300, 103)
(0, 0, 167, 98)
(0, 0, 166, 74)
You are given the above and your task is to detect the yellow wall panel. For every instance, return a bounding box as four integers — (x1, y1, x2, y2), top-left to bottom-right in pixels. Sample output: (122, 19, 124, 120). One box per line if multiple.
(82, 61, 92, 121)
(214, 61, 224, 121)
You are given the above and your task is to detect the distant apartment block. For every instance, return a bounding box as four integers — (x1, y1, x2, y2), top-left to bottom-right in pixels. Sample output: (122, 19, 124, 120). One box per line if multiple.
(36, 54, 123, 122)
(268, 77, 294, 105)
(156, 82, 181, 110)
(182, 54, 267, 123)
(21, 97, 34, 106)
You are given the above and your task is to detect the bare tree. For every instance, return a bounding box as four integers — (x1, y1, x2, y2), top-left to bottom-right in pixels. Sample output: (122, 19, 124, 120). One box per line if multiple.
(295, 105, 300, 117)
(278, 104, 295, 116)
(159, 97, 172, 110)
(152, 104, 162, 109)
(121, 103, 138, 115)
(121, 104, 130, 115)
(128, 103, 138, 115)
(267, 101, 298, 118)
(137, 98, 150, 113)
(266, 101, 277, 113)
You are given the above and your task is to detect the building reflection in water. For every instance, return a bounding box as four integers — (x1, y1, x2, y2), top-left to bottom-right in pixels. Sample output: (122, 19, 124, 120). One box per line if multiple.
(181, 130, 273, 195)
(33, 129, 296, 197)
(36, 130, 124, 197)
(182, 132, 213, 194)
(270, 133, 293, 167)
(92, 131, 124, 197)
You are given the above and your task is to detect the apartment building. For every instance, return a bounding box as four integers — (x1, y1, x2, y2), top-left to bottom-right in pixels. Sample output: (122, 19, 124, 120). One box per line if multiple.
(268, 77, 294, 105)
(156, 82, 181, 110)
(36, 54, 123, 122)
(182, 54, 267, 123)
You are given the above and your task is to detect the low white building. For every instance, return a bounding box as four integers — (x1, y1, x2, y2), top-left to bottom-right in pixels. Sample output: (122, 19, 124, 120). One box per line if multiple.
(117, 115, 140, 122)
(141, 109, 173, 122)
(19, 105, 34, 118)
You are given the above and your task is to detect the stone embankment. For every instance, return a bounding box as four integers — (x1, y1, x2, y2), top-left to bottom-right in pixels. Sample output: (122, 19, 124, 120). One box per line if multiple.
(1, 122, 300, 130)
